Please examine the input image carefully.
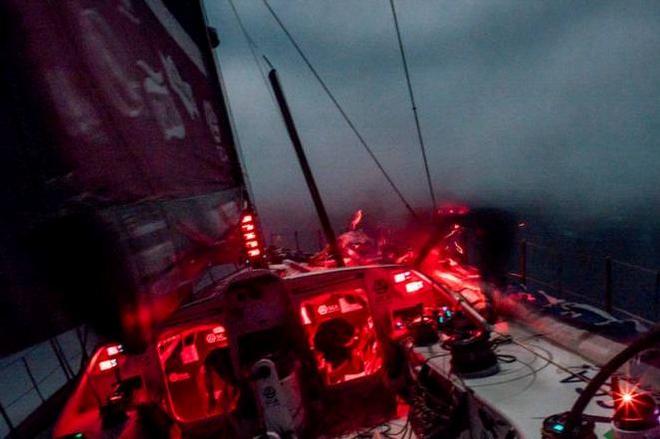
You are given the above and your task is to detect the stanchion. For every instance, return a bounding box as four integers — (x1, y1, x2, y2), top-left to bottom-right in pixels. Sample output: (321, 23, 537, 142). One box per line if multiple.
(519, 240, 527, 285)
(604, 257, 613, 314)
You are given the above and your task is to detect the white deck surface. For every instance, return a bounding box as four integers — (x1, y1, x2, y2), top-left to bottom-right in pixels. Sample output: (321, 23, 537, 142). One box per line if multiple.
(419, 321, 615, 438)
(343, 321, 620, 438)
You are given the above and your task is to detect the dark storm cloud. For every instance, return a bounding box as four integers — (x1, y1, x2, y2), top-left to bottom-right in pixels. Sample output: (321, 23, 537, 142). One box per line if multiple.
(205, 0, 660, 233)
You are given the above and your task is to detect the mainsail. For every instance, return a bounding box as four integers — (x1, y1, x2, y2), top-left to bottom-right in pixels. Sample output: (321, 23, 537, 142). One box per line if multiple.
(0, 0, 247, 353)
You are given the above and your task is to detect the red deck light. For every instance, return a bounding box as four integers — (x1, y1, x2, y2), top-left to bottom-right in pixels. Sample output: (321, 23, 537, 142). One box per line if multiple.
(240, 210, 266, 267)
(393, 271, 411, 283)
(612, 377, 658, 431)
(405, 280, 425, 294)
(392, 271, 429, 295)
(98, 359, 118, 372)
(106, 345, 123, 356)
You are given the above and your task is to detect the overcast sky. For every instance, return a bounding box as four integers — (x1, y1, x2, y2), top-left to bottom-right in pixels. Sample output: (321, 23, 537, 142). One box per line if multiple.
(205, 1, 660, 237)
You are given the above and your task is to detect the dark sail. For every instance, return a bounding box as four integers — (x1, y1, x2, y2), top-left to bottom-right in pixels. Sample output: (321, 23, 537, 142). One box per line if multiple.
(0, 0, 246, 353)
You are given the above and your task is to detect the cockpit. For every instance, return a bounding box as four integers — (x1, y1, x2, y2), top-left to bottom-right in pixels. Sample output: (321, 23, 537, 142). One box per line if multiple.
(53, 266, 659, 439)
(156, 323, 238, 423)
(53, 266, 458, 438)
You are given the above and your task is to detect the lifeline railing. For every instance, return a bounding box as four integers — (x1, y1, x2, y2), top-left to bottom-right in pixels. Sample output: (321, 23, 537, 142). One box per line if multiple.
(0, 327, 95, 438)
(512, 239, 659, 324)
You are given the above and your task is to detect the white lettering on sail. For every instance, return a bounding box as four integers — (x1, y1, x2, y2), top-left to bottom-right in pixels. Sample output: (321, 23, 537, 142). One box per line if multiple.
(161, 52, 199, 120)
(137, 59, 186, 140)
(79, 9, 144, 118)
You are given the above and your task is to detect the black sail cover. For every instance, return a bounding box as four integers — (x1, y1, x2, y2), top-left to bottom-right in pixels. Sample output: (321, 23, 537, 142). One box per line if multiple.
(0, 0, 246, 353)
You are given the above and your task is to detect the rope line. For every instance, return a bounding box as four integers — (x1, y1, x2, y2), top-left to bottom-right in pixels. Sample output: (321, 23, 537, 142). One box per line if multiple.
(261, 0, 419, 219)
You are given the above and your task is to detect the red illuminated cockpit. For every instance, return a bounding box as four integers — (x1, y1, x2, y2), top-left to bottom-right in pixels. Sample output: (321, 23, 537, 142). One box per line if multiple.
(417, 218, 488, 314)
(423, 249, 486, 309)
(298, 288, 382, 385)
(156, 323, 239, 423)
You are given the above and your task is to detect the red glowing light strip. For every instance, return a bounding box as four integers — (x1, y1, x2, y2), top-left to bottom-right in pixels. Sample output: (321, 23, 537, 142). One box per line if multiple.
(405, 280, 425, 293)
(98, 359, 118, 371)
(394, 271, 411, 283)
(240, 211, 264, 261)
(106, 344, 123, 356)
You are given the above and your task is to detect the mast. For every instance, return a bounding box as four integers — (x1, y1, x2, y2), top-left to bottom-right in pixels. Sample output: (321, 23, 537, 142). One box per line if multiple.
(267, 69, 345, 267)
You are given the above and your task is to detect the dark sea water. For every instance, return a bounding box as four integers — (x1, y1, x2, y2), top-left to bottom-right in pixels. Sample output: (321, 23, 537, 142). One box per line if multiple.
(518, 213, 659, 323)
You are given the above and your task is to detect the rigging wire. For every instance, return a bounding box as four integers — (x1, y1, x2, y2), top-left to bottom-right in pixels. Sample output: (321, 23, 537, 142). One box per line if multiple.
(261, 0, 420, 220)
(494, 330, 595, 386)
(389, 0, 436, 211)
(226, 0, 278, 107)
